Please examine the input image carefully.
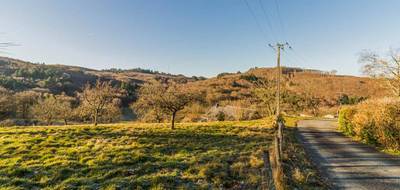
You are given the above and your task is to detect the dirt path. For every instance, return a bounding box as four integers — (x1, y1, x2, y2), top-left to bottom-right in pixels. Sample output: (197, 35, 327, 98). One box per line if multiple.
(297, 120, 400, 190)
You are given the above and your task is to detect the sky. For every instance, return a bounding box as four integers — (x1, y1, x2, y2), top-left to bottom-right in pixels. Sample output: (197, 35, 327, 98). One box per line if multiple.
(1, 0, 400, 77)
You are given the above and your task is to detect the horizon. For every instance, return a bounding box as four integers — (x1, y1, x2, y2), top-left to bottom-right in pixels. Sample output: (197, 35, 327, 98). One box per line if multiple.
(1, 0, 400, 77)
(0, 56, 346, 78)
(0, 55, 357, 79)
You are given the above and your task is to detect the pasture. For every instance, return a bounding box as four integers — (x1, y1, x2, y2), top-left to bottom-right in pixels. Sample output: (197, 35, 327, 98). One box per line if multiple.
(0, 119, 275, 189)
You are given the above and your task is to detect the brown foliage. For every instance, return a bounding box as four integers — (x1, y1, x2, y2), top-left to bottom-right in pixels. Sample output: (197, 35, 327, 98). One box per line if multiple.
(0, 87, 14, 120)
(132, 81, 199, 129)
(78, 80, 121, 126)
(339, 97, 400, 151)
(15, 91, 40, 119)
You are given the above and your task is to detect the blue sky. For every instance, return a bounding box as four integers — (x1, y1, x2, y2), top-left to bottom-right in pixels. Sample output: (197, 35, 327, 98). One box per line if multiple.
(1, 0, 400, 77)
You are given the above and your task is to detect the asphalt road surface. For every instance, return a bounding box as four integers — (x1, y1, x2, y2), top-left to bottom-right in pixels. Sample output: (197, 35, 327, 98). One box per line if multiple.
(297, 120, 400, 190)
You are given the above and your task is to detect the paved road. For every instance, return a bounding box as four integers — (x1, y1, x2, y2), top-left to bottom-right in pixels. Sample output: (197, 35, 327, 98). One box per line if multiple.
(297, 120, 400, 190)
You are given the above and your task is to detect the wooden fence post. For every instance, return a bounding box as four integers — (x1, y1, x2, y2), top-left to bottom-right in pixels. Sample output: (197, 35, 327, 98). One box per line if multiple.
(274, 135, 281, 164)
(271, 135, 284, 190)
(278, 122, 283, 157)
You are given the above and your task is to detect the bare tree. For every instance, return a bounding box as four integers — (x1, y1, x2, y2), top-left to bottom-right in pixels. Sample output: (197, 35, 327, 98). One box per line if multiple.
(31, 95, 58, 125)
(302, 94, 321, 116)
(79, 80, 120, 126)
(300, 79, 321, 116)
(101, 98, 122, 123)
(0, 87, 15, 120)
(133, 81, 197, 129)
(360, 50, 400, 96)
(15, 91, 39, 119)
(131, 103, 166, 123)
(31, 93, 75, 125)
(251, 78, 277, 116)
(54, 93, 75, 125)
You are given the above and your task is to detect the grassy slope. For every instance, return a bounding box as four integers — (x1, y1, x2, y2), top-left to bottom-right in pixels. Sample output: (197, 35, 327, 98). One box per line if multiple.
(0, 119, 276, 189)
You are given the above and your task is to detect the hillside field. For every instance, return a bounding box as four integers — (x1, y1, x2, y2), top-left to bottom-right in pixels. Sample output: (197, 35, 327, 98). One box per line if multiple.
(0, 119, 278, 189)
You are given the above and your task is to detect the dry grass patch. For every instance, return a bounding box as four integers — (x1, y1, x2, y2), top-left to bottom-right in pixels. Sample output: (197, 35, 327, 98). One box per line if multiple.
(282, 117, 330, 190)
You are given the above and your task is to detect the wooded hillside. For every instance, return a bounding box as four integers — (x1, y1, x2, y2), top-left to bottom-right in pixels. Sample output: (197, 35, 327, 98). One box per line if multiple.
(0, 56, 390, 125)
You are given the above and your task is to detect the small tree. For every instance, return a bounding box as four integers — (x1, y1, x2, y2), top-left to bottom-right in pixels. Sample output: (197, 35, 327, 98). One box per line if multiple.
(251, 77, 279, 116)
(31, 95, 58, 125)
(54, 93, 75, 125)
(300, 79, 321, 116)
(302, 94, 321, 116)
(133, 106, 166, 123)
(15, 91, 39, 119)
(360, 49, 400, 96)
(0, 87, 15, 120)
(79, 80, 120, 126)
(32, 94, 75, 125)
(133, 81, 196, 129)
(101, 98, 122, 123)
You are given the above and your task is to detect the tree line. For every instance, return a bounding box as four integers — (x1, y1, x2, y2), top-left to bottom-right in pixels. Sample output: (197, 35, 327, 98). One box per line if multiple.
(0, 80, 122, 126)
(0, 79, 201, 129)
(0, 76, 371, 129)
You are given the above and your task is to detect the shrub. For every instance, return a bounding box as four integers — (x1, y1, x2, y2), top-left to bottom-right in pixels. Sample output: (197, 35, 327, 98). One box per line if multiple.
(216, 111, 225, 121)
(0, 119, 16, 127)
(239, 74, 259, 82)
(338, 97, 400, 151)
(338, 106, 356, 136)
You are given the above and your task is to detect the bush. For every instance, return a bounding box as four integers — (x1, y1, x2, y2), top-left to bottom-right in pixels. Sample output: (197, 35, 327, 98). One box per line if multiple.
(0, 119, 38, 127)
(338, 98, 400, 151)
(216, 111, 225, 121)
(0, 119, 16, 127)
(338, 106, 356, 136)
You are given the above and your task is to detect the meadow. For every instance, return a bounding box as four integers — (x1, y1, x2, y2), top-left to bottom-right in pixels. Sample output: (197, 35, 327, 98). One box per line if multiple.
(0, 119, 276, 189)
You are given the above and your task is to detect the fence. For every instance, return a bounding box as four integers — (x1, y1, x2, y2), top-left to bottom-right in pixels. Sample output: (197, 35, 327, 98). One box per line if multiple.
(261, 120, 285, 190)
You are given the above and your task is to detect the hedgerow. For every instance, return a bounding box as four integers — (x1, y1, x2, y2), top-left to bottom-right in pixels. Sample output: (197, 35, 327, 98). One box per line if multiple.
(338, 98, 400, 152)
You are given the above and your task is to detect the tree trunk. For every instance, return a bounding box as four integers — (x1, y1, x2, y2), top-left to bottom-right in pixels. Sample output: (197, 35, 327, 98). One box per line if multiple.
(171, 111, 176, 130)
(94, 110, 98, 126)
(64, 119, 68, 125)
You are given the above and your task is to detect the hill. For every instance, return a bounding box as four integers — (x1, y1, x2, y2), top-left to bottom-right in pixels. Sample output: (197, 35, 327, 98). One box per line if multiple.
(0, 56, 389, 120)
(0, 56, 201, 96)
(185, 67, 388, 117)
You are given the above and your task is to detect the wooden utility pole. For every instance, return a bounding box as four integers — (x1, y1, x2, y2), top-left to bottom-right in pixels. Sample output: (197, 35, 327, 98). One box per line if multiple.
(276, 45, 281, 116)
(269, 42, 290, 117)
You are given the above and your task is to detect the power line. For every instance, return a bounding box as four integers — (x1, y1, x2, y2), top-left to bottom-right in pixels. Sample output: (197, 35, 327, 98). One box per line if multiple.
(291, 48, 310, 64)
(283, 51, 300, 67)
(273, 0, 286, 40)
(287, 47, 312, 67)
(284, 50, 303, 65)
(258, 0, 278, 42)
(243, 0, 269, 42)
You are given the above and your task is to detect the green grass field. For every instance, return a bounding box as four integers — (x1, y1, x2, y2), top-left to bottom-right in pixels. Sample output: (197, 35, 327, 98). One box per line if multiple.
(0, 119, 276, 189)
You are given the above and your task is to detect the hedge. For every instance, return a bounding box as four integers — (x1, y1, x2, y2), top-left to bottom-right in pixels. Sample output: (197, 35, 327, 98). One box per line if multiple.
(338, 98, 400, 151)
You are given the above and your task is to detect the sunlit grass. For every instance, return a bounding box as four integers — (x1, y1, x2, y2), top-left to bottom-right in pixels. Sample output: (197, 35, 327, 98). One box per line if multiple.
(0, 118, 275, 189)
